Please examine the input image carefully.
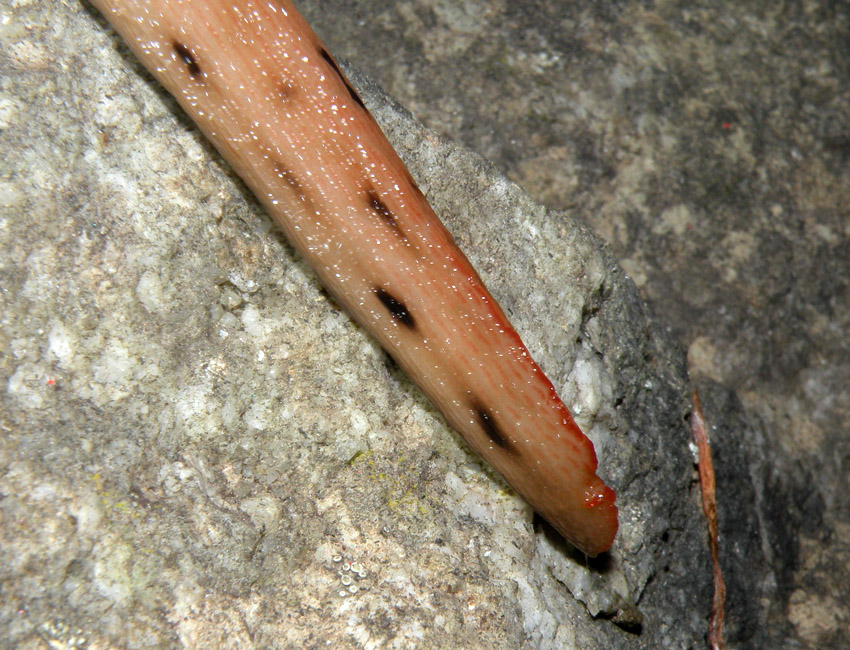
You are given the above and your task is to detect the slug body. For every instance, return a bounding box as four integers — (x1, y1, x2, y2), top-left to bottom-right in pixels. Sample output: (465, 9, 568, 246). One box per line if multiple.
(92, 0, 618, 556)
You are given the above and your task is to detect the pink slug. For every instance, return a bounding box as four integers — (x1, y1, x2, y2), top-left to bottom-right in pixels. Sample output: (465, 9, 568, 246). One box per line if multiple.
(91, 0, 618, 556)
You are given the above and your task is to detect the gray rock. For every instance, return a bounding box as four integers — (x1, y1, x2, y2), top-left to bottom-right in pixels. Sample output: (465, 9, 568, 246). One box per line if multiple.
(305, 2, 850, 648)
(3, 1, 815, 649)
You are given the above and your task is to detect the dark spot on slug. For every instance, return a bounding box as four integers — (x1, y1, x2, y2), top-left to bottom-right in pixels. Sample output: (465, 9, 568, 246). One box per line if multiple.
(475, 403, 517, 455)
(374, 287, 415, 329)
(277, 79, 296, 102)
(273, 161, 310, 205)
(366, 187, 406, 239)
(172, 41, 201, 77)
(319, 47, 366, 110)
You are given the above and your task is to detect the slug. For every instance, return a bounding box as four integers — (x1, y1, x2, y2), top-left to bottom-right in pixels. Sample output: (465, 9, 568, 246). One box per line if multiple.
(91, 0, 618, 557)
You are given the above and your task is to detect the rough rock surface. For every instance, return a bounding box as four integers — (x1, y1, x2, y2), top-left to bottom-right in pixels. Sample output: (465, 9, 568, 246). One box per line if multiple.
(303, 1, 848, 648)
(1, 1, 845, 649)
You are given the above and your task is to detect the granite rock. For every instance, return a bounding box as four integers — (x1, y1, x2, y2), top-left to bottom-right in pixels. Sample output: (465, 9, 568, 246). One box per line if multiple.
(0, 2, 709, 649)
(5, 0, 842, 649)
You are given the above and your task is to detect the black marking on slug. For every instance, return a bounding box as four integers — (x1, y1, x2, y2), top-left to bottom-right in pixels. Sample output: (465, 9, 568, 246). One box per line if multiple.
(366, 187, 406, 239)
(374, 287, 415, 329)
(319, 47, 367, 110)
(172, 41, 202, 77)
(273, 161, 310, 205)
(277, 79, 296, 102)
(475, 403, 517, 455)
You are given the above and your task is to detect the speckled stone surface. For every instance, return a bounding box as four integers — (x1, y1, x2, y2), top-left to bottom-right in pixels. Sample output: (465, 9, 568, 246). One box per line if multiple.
(3, 3, 698, 649)
(1, 1, 846, 649)
(302, 1, 849, 648)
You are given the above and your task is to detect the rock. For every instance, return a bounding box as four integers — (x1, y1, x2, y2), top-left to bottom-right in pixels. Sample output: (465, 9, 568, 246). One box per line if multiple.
(0, 2, 757, 649)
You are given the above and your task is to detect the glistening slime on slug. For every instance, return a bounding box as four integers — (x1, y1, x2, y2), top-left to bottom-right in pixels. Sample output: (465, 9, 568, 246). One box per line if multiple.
(91, 0, 619, 556)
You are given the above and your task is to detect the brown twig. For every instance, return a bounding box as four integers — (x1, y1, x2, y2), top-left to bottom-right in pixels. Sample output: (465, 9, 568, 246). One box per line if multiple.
(691, 390, 726, 650)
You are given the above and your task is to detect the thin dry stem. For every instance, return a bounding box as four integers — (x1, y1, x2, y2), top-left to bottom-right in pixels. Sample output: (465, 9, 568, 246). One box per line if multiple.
(691, 390, 726, 650)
